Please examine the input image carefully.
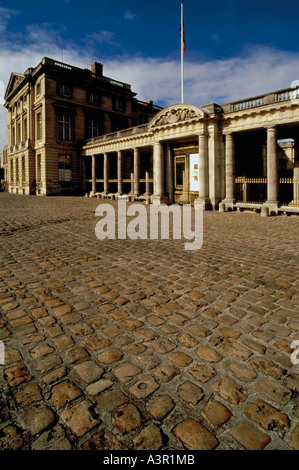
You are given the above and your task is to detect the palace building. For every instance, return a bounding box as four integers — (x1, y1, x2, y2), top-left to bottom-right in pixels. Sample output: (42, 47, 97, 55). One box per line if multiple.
(2, 57, 161, 196)
(2, 57, 299, 215)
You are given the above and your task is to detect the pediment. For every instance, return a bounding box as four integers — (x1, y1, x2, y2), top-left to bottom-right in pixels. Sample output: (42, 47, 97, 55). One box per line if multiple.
(148, 103, 208, 129)
(4, 73, 25, 101)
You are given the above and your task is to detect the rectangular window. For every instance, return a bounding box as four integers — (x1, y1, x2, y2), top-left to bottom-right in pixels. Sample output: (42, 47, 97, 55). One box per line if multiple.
(87, 118, 100, 139)
(57, 83, 71, 97)
(87, 91, 100, 104)
(15, 159, 19, 183)
(17, 122, 21, 144)
(110, 117, 128, 133)
(36, 155, 41, 182)
(36, 112, 42, 141)
(10, 160, 14, 183)
(58, 155, 72, 187)
(58, 112, 71, 141)
(113, 97, 126, 112)
(22, 157, 26, 183)
(12, 126, 15, 146)
(36, 82, 41, 97)
(23, 118, 27, 142)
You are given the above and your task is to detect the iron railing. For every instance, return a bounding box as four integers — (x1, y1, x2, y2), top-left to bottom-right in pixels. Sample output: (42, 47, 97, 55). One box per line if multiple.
(279, 178, 299, 206)
(235, 177, 299, 206)
(235, 177, 267, 204)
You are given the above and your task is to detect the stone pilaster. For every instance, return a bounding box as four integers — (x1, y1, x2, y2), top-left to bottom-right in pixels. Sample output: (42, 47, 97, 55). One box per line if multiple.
(266, 126, 278, 210)
(91, 155, 96, 194)
(166, 143, 174, 204)
(133, 148, 140, 197)
(117, 151, 123, 195)
(103, 153, 109, 194)
(195, 130, 210, 209)
(152, 141, 166, 204)
(222, 133, 236, 210)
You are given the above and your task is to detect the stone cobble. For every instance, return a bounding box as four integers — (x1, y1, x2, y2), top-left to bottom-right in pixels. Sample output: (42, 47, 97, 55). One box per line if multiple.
(0, 193, 298, 450)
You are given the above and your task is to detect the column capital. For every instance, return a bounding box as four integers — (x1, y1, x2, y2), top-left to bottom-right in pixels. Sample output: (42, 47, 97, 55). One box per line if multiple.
(223, 132, 234, 139)
(198, 129, 208, 138)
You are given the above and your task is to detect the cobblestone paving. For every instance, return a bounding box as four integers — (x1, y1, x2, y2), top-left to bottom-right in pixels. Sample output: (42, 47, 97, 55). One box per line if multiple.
(0, 193, 298, 451)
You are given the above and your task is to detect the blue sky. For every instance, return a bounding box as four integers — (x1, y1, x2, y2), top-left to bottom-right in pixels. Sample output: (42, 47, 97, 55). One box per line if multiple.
(2, 0, 299, 148)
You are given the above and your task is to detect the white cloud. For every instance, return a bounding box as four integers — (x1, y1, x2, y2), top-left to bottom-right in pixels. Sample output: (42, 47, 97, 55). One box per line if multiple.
(101, 47, 299, 106)
(124, 11, 137, 20)
(1, 25, 299, 151)
(0, 7, 19, 33)
(0, 80, 4, 105)
(83, 31, 116, 46)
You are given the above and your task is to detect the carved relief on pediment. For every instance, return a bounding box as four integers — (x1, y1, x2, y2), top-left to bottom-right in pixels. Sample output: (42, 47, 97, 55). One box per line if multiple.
(149, 104, 207, 129)
(11, 76, 23, 91)
(5, 73, 25, 101)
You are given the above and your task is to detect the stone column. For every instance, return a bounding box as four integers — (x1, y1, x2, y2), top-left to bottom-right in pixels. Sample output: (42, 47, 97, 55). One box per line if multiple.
(153, 141, 165, 204)
(103, 153, 109, 194)
(266, 126, 279, 205)
(145, 171, 150, 196)
(133, 148, 140, 197)
(91, 155, 96, 194)
(294, 147, 299, 205)
(117, 151, 123, 195)
(81, 157, 86, 193)
(194, 130, 210, 209)
(223, 133, 235, 207)
(166, 144, 174, 204)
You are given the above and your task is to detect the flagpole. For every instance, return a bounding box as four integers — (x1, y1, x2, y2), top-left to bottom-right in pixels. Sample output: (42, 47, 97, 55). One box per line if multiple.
(181, 3, 184, 103)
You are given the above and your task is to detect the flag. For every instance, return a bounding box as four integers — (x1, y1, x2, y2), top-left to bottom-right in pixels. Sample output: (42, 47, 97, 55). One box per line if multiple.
(180, 8, 186, 53)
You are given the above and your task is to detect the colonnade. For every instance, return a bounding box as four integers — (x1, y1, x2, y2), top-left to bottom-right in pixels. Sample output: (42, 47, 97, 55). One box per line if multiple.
(222, 126, 280, 212)
(89, 132, 212, 205)
(90, 147, 152, 201)
(88, 125, 282, 211)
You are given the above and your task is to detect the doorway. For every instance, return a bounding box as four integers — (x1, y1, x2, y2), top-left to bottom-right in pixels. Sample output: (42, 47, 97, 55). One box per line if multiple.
(173, 146, 199, 204)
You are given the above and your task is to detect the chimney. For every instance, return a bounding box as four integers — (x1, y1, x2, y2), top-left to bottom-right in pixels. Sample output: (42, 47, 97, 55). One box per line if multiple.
(91, 61, 103, 77)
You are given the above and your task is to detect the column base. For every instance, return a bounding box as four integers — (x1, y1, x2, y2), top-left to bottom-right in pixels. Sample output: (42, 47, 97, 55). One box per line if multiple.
(194, 197, 212, 210)
(220, 198, 236, 212)
(168, 194, 174, 205)
(264, 201, 279, 216)
(152, 194, 168, 205)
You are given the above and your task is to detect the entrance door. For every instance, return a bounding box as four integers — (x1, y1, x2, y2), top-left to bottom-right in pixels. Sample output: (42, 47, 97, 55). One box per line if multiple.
(174, 155, 189, 203)
(174, 152, 200, 204)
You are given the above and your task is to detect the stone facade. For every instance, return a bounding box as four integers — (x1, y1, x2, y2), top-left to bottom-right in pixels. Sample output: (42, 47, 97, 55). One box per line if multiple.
(2, 57, 299, 214)
(2, 57, 161, 196)
(82, 88, 299, 214)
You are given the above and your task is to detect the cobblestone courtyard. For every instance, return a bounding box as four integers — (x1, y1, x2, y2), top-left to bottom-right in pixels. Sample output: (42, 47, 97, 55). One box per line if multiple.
(0, 193, 298, 451)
